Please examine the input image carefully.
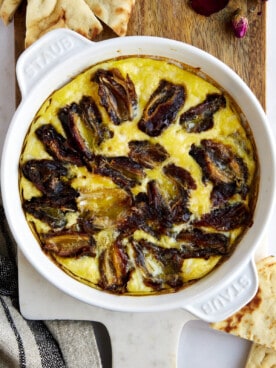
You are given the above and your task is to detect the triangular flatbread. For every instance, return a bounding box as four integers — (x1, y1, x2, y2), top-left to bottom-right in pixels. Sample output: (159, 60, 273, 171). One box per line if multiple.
(211, 256, 276, 350)
(245, 343, 276, 368)
(1, 0, 136, 48)
(0, 0, 23, 24)
(85, 0, 135, 36)
(25, 0, 103, 47)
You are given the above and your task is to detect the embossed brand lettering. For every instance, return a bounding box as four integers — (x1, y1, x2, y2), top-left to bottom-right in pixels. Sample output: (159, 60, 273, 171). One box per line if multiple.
(24, 37, 74, 78)
(201, 275, 251, 315)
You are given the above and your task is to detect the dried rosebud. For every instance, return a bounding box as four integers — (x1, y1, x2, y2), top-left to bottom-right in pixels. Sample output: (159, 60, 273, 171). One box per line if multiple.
(232, 9, 249, 38)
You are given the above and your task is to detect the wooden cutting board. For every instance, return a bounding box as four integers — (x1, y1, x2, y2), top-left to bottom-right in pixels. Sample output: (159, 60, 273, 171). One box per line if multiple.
(14, 0, 266, 108)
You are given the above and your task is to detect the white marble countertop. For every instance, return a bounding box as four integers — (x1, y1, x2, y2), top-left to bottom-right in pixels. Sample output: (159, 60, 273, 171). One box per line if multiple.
(1, 3, 276, 367)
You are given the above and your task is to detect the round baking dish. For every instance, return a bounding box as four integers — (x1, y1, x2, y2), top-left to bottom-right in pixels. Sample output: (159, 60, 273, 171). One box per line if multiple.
(1, 29, 275, 322)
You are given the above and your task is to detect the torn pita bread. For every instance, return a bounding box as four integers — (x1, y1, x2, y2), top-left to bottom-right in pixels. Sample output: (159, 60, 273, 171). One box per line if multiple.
(25, 0, 103, 47)
(245, 343, 276, 368)
(0, 0, 23, 25)
(85, 0, 135, 36)
(211, 256, 276, 351)
(1, 0, 136, 48)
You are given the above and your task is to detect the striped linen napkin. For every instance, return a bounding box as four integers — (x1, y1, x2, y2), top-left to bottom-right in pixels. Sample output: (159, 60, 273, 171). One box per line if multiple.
(0, 199, 103, 368)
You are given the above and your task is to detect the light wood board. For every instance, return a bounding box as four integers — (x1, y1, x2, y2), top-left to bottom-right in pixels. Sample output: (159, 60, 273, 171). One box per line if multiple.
(14, 0, 266, 108)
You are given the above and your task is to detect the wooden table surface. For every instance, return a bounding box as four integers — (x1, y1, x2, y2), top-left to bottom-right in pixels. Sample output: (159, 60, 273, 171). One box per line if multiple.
(14, 0, 266, 108)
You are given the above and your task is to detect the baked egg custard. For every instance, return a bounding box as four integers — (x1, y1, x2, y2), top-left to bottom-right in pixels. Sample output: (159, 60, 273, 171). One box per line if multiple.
(19, 57, 259, 295)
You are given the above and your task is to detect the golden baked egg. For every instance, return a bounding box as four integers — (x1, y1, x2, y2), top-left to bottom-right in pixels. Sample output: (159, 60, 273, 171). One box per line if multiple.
(19, 56, 259, 295)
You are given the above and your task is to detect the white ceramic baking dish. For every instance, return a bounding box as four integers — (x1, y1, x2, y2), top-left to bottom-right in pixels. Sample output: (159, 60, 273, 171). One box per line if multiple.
(1, 29, 275, 322)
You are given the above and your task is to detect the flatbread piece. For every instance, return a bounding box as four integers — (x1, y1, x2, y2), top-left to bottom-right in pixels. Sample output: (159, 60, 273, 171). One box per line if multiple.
(25, 0, 103, 47)
(211, 256, 276, 351)
(84, 0, 135, 36)
(0, 0, 23, 24)
(1, 0, 136, 47)
(245, 343, 276, 368)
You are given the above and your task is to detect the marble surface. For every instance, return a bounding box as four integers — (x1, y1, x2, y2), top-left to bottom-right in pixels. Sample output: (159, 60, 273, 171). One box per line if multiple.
(18, 249, 196, 368)
(1, 2, 276, 367)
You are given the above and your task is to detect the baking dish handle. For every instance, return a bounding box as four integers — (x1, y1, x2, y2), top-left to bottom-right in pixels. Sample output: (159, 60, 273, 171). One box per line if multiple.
(16, 29, 93, 97)
(183, 258, 258, 323)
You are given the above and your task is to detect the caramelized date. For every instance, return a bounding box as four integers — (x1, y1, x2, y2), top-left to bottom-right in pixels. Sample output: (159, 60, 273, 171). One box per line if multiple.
(169, 188, 192, 224)
(190, 139, 248, 185)
(42, 232, 96, 257)
(177, 228, 229, 257)
(147, 180, 172, 232)
(128, 140, 169, 169)
(21, 159, 78, 228)
(211, 182, 238, 206)
(189, 139, 248, 203)
(22, 159, 66, 182)
(99, 241, 130, 292)
(131, 229, 228, 291)
(58, 96, 113, 162)
(93, 155, 144, 189)
(163, 163, 197, 190)
(132, 240, 184, 290)
(79, 96, 113, 146)
(180, 93, 226, 132)
(23, 197, 76, 229)
(77, 216, 101, 235)
(141, 240, 184, 272)
(117, 185, 172, 240)
(138, 80, 185, 137)
(35, 124, 83, 166)
(117, 193, 153, 238)
(93, 156, 135, 189)
(21, 159, 76, 198)
(106, 156, 145, 182)
(163, 164, 196, 223)
(117, 178, 188, 238)
(93, 68, 137, 125)
(58, 103, 94, 161)
(194, 202, 252, 231)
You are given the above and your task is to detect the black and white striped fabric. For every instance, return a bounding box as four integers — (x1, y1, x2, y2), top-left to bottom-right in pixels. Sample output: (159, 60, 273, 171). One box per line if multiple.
(0, 201, 103, 368)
